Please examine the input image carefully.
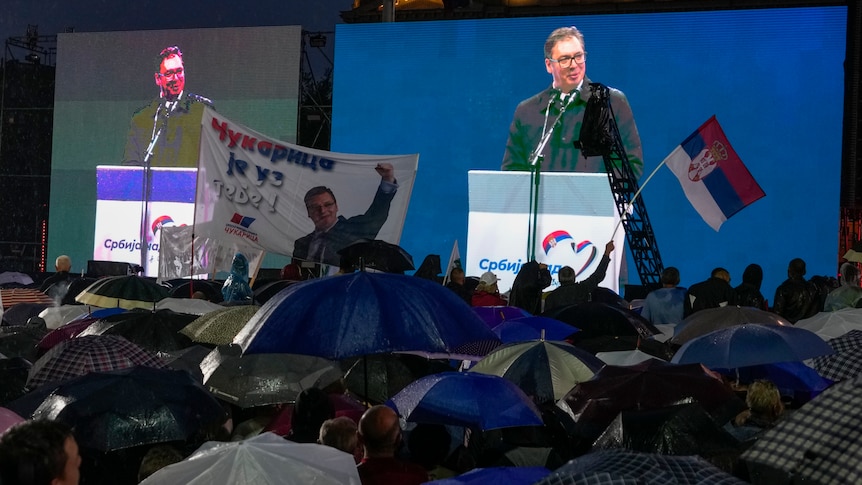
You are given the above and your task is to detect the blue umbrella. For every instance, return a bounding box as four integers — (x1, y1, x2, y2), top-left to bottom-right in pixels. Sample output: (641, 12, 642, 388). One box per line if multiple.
(672, 324, 833, 369)
(492, 316, 578, 344)
(427, 466, 551, 485)
(235, 272, 500, 360)
(715, 361, 832, 406)
(387, 371, 543, 430)
(473, 306, 530, 328)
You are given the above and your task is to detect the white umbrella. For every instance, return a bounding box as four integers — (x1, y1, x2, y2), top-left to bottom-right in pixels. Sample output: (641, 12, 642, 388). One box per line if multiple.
(156, 297, 224, 316)
(596, 350, 665, 366)
(38, 305, 90, 330)
(140, 432, 361, 485)
(796, 308, 862, 340)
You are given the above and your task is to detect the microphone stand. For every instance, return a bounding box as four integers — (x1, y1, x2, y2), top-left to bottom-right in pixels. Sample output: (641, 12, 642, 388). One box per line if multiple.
(526, 92, 574, 261)
(139, 101, 171, 274)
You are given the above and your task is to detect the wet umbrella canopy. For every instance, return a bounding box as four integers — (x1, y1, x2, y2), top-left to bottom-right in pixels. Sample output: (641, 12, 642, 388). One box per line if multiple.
(9, 366, 227, 451)
(343, 353, 454, 404)
(181, 305, 261, 346)
(75, 275, 170, 310)
(671, 306, 790, 345)
(387, 371, 543, 430)
(236, 272, 500, 360)
(337, 238, 415, 273)
(78, 309, 196, 352)
(544, 302, 660, 341)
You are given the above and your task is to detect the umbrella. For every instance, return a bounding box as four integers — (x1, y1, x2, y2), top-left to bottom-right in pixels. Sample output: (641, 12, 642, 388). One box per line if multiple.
(741, 373, 862, 484)
(559, 360, 744, 442)
(491, 316, 578, 344)
(253, 280, 297, 305)
(543, 302, 660, 341)
(181, 305, 261, 346)
(139, 432, 361, 485)
(157, 344, 213, 382)
(0, 288, 54, 309)
(1, 302, 51, 326)
(810, 329, 862, 382)
(473, 306, 531, 328)
(715, 361, 831, 406)
(470, 340, 604, 403)
(9, 366, 227, 452)
(75, 275, 170, 310)
(671, 324, 834, 369)
(0, 271, 33, 286)
(59, 277, 98, 306)
(571, 334, 676, 362)
(200, 345, 341, 408)
(671, 306, 790, 345)
(26, 334, 165, 389)
(38, 304, 90, 329)
(156, 297, 224, 315)
(592, 403, 741, 458)
(0, 322, 48, 361)
(36, 317, 101, 352)
(337, 238, 415, 273)
(426, 466, 550, 485)
(343, 353, 454, 404)
(796, 308, 862, 340)
(0, 406, 24, 435)
(235, 272, 501, 360)
(595, 350, 665, 366)
(78, 308, 196, 352)
(387, 371, 543, 430)
(537, 450, 747, 485)
(0, 357, 31, 405)
(167, 279, 224, 303)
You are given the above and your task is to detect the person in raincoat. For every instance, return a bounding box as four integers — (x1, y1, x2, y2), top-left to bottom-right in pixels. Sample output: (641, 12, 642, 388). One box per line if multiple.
(222, 253, 253, 302)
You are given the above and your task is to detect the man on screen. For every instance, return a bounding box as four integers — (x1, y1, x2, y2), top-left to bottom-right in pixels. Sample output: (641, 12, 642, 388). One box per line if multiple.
(293, 163, 398, 267)
(501, 26, 643, 178)
(122, 45, 214, 167)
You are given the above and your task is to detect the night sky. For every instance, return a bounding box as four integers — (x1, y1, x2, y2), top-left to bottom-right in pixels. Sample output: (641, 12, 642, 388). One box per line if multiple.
(2, 0, 352, 55)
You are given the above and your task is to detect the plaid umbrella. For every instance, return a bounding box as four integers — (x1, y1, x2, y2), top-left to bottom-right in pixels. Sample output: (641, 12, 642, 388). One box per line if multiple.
(810, 329, 862, 382)
(200, 345, 341, 408)
(78, 309, 196, 352)
(180, 305, 261, 346)
(0, 289, 54, 309)
(671, 306, 790, 345)
(75, 275, 170, 310)
(741, 373, 862, 484)
(796, 308, 862, 340)
(26, 334, 165, 389)
(470, 340, 604, 403)
(537, 450, 747, 485)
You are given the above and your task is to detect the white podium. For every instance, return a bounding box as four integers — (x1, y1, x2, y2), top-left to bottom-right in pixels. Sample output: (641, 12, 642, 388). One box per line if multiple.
(466, 170, 624, 295)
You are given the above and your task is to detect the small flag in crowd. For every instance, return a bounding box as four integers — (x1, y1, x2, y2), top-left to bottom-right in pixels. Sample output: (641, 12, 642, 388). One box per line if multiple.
(442, 240, 462, 285)
(663, 115, 765, 231)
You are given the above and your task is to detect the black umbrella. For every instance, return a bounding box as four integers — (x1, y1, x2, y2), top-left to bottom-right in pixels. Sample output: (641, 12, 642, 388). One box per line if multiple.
(253, 280, 297, 305)
(337, 239, 414, 273)
(75, 275, 170, 310)
(0, 357, 32, 405)
(1, 302, 50, 326)
(78, 309, 196, 352)
(167, 279, 224, 303)
(343, 353, 454, 404)
(543, 302, 660, 342)
(0, 322, 48, 362)
(592, 402, 742, 458)
(8, 366, 227, 452)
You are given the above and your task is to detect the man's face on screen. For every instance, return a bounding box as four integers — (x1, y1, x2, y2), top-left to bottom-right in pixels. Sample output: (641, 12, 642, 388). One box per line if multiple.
(156, 55, 185, 99)
(545, 37, 586, 94)
(306, 192, 339, 231)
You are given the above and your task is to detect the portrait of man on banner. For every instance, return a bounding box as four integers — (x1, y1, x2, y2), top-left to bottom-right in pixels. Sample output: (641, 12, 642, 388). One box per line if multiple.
(194, 108, 418, 268)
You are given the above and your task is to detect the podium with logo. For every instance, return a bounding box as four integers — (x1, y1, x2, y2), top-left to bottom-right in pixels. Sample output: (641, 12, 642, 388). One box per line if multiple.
(93, 166, 197, 277)
(466, 170, 624, 294)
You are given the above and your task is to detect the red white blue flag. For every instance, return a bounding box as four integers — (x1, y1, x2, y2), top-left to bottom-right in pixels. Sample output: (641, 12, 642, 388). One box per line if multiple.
(663, 116, 765, 231)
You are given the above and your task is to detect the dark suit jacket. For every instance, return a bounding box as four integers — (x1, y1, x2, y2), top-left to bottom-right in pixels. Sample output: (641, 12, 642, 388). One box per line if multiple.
(293, 185, 396, 266)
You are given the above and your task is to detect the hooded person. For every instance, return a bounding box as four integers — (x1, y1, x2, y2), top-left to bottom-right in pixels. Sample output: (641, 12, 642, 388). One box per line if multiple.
(507, 260, 552, 314)
(222, 253, 253, 303)
(734, 263, 766, 310)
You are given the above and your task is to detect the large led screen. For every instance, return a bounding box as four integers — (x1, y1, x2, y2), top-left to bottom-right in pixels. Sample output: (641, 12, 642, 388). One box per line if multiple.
(331, 7, 846, 298)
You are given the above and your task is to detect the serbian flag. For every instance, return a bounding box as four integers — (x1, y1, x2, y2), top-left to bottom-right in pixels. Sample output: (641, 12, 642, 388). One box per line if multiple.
(663, 116, 765, 231)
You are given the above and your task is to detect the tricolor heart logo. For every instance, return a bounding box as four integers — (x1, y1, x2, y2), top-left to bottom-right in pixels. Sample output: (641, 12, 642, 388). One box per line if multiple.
(571, 241, 597, 277)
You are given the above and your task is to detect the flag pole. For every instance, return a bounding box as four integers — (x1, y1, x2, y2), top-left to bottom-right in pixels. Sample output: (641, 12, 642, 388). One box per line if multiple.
(611, 156, 670, 240)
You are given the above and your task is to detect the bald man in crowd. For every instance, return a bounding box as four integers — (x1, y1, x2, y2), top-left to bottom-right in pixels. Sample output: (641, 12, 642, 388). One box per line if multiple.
(356, 405, 428, 485)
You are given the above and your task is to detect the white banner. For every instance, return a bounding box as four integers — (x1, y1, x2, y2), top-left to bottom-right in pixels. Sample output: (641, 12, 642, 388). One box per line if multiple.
(157, 225, 266, 283)
(195, 108, 418, 268)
